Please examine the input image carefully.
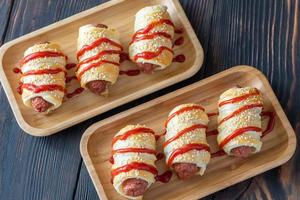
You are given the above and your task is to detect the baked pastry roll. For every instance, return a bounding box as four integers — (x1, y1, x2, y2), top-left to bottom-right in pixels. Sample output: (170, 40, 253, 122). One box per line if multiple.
(111, 125, 157, 199)
(129, 5, 175, 73)
(77, 24, 122, 95)
(19, 43, 67, 113)
(217, 87, 263, 157)
(163, 104, 211, 179)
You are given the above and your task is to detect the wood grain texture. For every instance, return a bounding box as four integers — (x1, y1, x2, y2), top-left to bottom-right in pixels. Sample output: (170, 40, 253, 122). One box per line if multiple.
(203, 0, 300, 199)
(80, 66, 296, 200)
(0, 0, 110, 199)
(0, 0, 14, 45)
(0, 0, 204, 136)
(74, 1, 215, 199)
(0, 0, 299, 200)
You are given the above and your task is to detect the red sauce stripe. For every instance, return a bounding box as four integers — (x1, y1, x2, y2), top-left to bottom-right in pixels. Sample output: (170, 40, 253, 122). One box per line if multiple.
(21, 83, 65, 93)
(132, 19, 175, 39)
(163, 124, 208, 148)
(133, 46, 173, 61)
(111, 127, 155, 146)
(165, 105, 205, 128)
(219, 126, 262, 148)
(20, 51, 67, 66)
(218, 103, 263, 125)
(76, 60, 120, 80)
(112, 148, 157, 156)
(77, 50, 122, 68)
(261, 111, 276, 137)
(111, 162, 158, 181)
(77, 38, 123, 59)
(21, 68, 66, 77)
(218, 89, 260, 107)
(167, 143, 210, 167)
(130, 32, 172, 45)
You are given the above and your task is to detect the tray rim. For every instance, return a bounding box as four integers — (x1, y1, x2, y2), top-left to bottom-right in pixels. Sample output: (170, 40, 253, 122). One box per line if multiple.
(80, 65, 296, 200)
(0, 0, 203, 136)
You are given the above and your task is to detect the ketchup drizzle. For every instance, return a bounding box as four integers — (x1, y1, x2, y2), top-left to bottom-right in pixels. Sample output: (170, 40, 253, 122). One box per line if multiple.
(167, 143, 210, 166)
(77, 38, 123, 59)
(119, 69, 141, 76)
(156, 153, 164, 161)
(206, 129, 218, 136)
(218, 89, 260, 107)
(111, 127, 155, 146)
(20, 51, 67, 66)
(120, 52, 129, 63)
(66, 87, 84, 98)
(77, 60, 120, 79)
(112, 148, 156, 156)
(173, 36, 184, 47)
(218, 103, 263, 125)
(165, 105, 205, 127)
(219, 126, 262, 149)
(163, 124, 208, 148)
(65, 76, 77, 83)
(172, 54, 185, 63)
(65, 63, 77, 70)
(130, 19, 175, 61)
(111, 162, 158, 180)
(155, 170, 172, 183)
(13, 67, 21, 74)
(21, 83, 65, 94)
(261, 111, 276, 137)
(22, 68, 66, 77)
(175, 28, 184, 34)
(211, 150, 226, 158)
(133, 46, 173, 61)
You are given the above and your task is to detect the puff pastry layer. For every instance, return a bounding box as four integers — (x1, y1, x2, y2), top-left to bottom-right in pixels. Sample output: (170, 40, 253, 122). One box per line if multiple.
(111, 125, 157, 199)
(163, 104, 211, 176)
(217, 87, 263, 155)
(129, 5, 175, 70)
(77, 24, 122, 93)
(20, 43, 67, 113)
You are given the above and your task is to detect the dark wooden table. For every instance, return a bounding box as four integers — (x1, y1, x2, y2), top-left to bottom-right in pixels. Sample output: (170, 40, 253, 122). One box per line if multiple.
(0, 0, 299, 199)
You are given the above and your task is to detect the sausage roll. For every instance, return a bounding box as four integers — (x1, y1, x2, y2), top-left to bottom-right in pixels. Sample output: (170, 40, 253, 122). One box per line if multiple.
(129, 5, 175, 73)
(111, 125, 157, 199)
(217, 87, 263, 157)
(19, 43, 67, 113)
(163, 104, 211, 179)
(77, 24, 122, 95)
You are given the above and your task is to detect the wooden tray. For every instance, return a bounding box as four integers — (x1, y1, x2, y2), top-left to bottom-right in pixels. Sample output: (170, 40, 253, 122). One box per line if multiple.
(0, 0, 203, 136)
(80, 66, 296, 200)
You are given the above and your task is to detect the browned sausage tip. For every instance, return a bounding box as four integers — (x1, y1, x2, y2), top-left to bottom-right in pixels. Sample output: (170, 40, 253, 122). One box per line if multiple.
(137, 63, 158, 74)
(122, 178, 148, 197)
(86, 80, 107, 95)
(96, 24, 108, 28)
(31, 97, 52, 113)
(230, 146, 256, 158)
(172, 163, 199, 180)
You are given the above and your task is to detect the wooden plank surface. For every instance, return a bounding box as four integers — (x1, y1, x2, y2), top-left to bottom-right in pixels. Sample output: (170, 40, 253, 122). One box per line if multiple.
(0, 0, 299, 200)
(203, 0, 300, 199)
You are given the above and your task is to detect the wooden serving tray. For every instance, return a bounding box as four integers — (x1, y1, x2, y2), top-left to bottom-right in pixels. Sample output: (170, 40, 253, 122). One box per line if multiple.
(0, 0, 203, 136)
(80, 66, 296, 200)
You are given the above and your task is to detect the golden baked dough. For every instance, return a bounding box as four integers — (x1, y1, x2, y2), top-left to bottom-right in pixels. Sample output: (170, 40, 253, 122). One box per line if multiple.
(164, 103, 211, 176)
(217, 87, 263, 156)
(20, 43, 67, 113)
(77, 24, 122, 94)
(111, 124, 157, 199)
(129, 5, 175, 70)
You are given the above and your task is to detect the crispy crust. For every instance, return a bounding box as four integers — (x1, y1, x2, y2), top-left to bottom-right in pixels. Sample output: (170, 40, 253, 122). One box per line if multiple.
(112, 124, 156, 199)
(217, 87, 263, 155)
(21, 43, 66, 113)
(164, 103, 211, 176)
